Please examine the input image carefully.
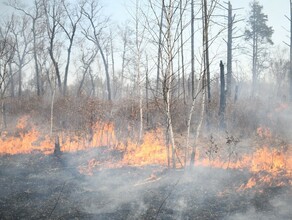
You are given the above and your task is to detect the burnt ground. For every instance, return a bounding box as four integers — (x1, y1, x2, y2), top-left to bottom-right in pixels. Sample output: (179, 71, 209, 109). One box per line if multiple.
(0, 148, 291, 220)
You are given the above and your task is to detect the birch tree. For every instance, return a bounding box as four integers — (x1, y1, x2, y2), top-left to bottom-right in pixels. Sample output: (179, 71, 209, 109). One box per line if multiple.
(134, 0, 146, 144)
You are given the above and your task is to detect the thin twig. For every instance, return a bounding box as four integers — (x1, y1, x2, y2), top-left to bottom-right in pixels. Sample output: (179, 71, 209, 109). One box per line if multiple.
(155, 178, 180, 219)
(48, 181, 66, 219)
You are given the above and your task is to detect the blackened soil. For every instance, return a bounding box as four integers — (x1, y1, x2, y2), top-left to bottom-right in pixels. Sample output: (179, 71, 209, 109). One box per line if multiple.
(0, 150, 291, 220)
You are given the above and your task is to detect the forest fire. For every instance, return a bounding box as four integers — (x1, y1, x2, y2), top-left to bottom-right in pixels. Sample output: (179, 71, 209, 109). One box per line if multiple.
(1, 116, 291, 190)
(1, 0, 292, 218)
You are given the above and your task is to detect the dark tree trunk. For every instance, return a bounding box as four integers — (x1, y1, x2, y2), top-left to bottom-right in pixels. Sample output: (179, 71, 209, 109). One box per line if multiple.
(9, 62, 14, 97)
(1, 100, 7, 129)
(18, 66, 22, 97)
(32, 19, 41, 97)
(219, 61, 226, 129)
(63, 39, 73, 96)
(204, 0, 211, 103)
(54, 135, 61, 156)
(48, 34, 62, 94)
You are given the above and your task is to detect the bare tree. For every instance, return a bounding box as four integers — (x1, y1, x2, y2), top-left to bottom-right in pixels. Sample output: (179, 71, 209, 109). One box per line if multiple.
(8, 0, 45, 96)
(226, 1, 233, 98)
(269, 47, 289, 96)
(219, 60, 226, 129)
(134, 0, 146, 144)
(180, 0, 187, 103)
(77, 46, 98, 96)
(191, 0, 195, 99)
(156, 0, 164, 96)
(59, 0, 83, 96)
(0, 19, 15, 94)
(43, 0, 64, 93)
(81, 0, 112, 101)
(0, 19, 15, 129)
(118, 23, 133, 99)
(10, 14, 32, 97)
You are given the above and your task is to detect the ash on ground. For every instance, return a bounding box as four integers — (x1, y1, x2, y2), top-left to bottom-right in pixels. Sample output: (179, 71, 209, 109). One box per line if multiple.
(0, 149, 291, 220)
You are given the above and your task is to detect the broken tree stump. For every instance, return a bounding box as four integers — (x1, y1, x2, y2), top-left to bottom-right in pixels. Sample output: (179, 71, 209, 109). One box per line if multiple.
(54, 135, 61, 156)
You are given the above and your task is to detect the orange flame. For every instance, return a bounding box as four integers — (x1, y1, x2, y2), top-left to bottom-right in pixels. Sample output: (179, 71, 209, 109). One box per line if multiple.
(0, 117, 120, 155)
(1, 116, 291, 190)
(121, 128, 167, 166)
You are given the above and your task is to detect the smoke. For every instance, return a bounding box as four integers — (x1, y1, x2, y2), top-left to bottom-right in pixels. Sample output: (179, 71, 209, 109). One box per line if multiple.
(226, 190, 292, 220)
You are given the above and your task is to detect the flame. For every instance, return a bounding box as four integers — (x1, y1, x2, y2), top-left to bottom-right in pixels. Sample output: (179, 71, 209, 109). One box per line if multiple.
(121, 128, 167, 166)
(0, 117, 120, 155)
(1, 116, 292, 190)
(0, 116, 52, 155)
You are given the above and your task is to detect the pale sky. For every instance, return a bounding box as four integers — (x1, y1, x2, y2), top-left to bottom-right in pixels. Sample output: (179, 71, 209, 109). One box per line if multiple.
(100, 0, 290, 47)
(0, 0, 290, 46)
(230, 0, 290, 46)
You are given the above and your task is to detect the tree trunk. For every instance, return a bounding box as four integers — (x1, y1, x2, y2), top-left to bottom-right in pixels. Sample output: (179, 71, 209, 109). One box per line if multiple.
(1, 100, 7, 129)
(48, 41, 62, 94)
(219, 61, 226, 129)
(191, 0, 195, 99)
(165, 0, 176, 168)
(63, 39, 74, 96)
(226, 1, 233, 98)
(186, 84, 200, 166)
(203, 0, 211, 103)
(156, 0, 164, 96)
(121, 33, 127, 99)
(290, 0, 292, 102)
(110, 32, 115, 99)
(18, 66, 22, 97)
(50, 87, 55, 137)
(190, 89, 206, 167)
(32, 19, 41, 96)
(146, 56, 149, 127)
(180, 0, 186, 104)
(54, 135, 61, 156)
(97, 41, 111, 101)
(135, 0, 143, 145)
(203, 0, 211, 129)
(251, 8, 257, 97)
(89, 70, 96, 96)
(9, 62, 14, 97)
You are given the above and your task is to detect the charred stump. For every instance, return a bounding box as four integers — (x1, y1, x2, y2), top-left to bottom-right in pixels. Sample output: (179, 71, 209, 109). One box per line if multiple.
(54, 135, 61, 156)
(219, 61, 226, 130)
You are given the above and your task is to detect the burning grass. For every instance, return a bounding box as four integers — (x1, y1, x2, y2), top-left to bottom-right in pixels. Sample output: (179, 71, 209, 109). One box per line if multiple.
(1, 116, 292, 191)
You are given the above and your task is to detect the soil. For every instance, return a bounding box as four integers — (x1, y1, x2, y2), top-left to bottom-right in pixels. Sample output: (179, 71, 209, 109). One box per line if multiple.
(0, 148, 291, 220)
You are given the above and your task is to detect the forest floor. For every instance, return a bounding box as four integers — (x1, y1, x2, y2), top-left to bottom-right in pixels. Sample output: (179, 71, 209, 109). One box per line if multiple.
(0, 148, 291, 220)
